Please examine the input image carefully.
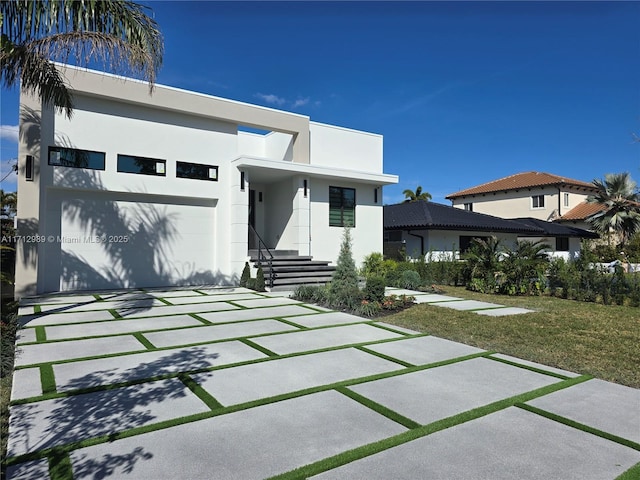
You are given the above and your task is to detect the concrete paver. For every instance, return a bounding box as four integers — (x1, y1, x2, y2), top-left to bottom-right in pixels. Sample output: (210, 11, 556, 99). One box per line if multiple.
(527, 378, 640, 443)
(6, 459, 50, 480)
(286, 311, 366, 328)
(311, 407, 640, 480)
(14, 335, 144, 366)
(196, 304, 316, 324)
(8, 378, 210, 457)
(68, 391, 407, 480)
(20, 310, 116, 326)
(363, 335, 485, 365)
(143, 319, 300, 348)
(116, 301, 240, 318)
(10, 368, 42, 401)
(161, 293, 261, 304)
(490, 353, 581, 378)
(53, 341, 267, 392)
(430, 299, 504, 311)
(250, 323, 404, 355)
(192, 348, 402, 406)
(230, 297, 303, 308)
(475, 306, 534, 316)
(348, 357, 560, 425)
(44, 314, 204, 340)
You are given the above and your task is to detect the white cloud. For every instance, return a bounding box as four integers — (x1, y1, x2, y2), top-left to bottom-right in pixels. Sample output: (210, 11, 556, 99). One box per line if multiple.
(0, 125, 19, 143)
(292, 97, 310, 108)
(255, 93, 286, 106)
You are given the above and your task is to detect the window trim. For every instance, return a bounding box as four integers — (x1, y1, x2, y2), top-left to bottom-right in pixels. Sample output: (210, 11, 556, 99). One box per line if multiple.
(564, 192, 570, 207)
(117, 154, 166, 176)
(176, 161, 218, 181)
(329, 186, 356, 227)
(531, 195, 545, 209)
(48, 146, 106, 171)
(464, 202, 473, 212)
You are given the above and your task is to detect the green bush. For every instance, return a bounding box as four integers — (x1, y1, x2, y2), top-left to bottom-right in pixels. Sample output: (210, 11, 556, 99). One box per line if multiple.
(239, 262, 251, 288)
(246, 278, 257, 290)
(356, 299, 381, 317)
(364, 276, 386, 302)
(330, 227, 359, 298)
(401, 270, 422, 289)
(255, 267, 266, 292)
(361, 252, 385, 278)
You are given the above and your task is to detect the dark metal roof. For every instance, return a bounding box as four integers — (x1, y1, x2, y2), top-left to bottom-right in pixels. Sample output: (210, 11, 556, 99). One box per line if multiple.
(384, 202, 599, 238)
(513, 217, 599, 238)
(384, 201, 542, 234)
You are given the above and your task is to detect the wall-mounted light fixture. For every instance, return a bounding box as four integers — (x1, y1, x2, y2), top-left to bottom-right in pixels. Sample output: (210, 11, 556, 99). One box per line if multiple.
(240, 171, 245, 191)
(303, 179, 308, 198)
(374, 187, 378, 204)
(258, 191, 263, 202)
(25, 155, 34, 181)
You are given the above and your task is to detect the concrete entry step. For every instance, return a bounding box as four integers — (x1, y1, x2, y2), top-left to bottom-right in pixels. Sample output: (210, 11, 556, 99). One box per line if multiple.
(250, 253, 336, 288)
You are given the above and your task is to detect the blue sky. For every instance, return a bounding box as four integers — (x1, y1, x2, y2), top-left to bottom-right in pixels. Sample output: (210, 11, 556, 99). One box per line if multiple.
(1, 1, 639, 204)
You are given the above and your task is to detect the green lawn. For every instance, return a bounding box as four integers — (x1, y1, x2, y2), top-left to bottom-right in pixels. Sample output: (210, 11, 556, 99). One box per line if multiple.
(383, 286, 640, 388)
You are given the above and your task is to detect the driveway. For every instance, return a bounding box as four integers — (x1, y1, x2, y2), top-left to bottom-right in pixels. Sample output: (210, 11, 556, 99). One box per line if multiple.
(6, 287, 640, 479)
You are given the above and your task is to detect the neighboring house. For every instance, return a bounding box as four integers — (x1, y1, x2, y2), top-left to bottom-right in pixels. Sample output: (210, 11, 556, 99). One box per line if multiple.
(446, 171, 599, 222)
(383, 201, 597, 260)
(15, 65, 397, 297)
(554, 201, 606, 232)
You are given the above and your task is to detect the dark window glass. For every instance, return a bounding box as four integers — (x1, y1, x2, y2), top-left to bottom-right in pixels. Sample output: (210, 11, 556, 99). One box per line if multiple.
(176, 161, 218, 181)
(48, 146, 105, 170)
(556, 237, 569, 251)
(464, 203, 473, 211)
(117, 154, 165, 176)
(329, 186, 356, 227)
(532, 195, 545, 208)
(385, 230, 402, 242)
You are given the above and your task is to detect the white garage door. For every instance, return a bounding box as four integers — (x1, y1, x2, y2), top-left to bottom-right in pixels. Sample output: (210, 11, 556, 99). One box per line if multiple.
(57, 192, 216, 291)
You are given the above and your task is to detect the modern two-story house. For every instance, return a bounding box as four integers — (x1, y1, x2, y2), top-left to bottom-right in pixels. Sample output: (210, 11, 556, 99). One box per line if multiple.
(15, 65, 397, 297)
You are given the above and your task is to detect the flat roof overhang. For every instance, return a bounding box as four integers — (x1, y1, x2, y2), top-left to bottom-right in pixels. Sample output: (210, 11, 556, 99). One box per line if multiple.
(232, 156, 399, 185)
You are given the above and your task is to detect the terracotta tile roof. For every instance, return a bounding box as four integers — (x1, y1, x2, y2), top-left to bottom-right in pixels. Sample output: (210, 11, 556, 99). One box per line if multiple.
(446, 171, 597, 199)
(559, 201, 606, 221)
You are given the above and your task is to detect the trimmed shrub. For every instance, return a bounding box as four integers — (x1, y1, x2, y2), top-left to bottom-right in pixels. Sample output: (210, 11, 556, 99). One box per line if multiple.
(330, 227, 359, 297)
(255, 267, 266, 292)
(246, 278, 257, 290)
(365, 276, 386, 302)
(239, 262, 251, 288)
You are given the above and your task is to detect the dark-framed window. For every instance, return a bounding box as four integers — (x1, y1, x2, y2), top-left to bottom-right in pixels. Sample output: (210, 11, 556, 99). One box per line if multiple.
(384, 230, 402, 242)
(176, 161, 218, 181)
(556, 237, 569, 251)
(464, 202, 473, 211)
(329, 186, 355, 227)
(48, 146, 105, 170)
(117, 154, 166, 176)
(532, 195, 545, 209)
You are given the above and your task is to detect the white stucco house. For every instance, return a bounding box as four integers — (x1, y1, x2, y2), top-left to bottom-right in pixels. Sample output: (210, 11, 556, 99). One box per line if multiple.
(15, 65, 397, 297)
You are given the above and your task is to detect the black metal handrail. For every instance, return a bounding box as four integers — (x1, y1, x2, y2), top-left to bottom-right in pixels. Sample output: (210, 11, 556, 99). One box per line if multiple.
(248, 224, 275, 288)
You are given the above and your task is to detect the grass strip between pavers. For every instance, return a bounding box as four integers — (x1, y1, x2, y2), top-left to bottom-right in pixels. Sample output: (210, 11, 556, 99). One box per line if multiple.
(133, 332, 156, 350)
(35, 326, 46, 342)
(368, 322, 414, 335)
(34, 305, 41, 313)
(49, 451, 73, 480)
(40, 364, 57, 395)
(265, 375, 594, 480)
(272, 317, 309, 330)
(335, 386, 421, 430)
(156, 297, 173, 306)
(178, 373, 223, 410)
(108, 308, 121, 319)
(517, 403, 640, 451)
(355, 346, 415, 368)
(189, 313, 213, 325)
(616, 461, 640, 480)
(240, 338, 278, 357)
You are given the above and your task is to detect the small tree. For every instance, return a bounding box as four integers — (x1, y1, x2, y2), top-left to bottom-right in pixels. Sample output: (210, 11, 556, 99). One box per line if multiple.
(330, 226, 359, 298)
(255, 267, 266, 292)
(239, 262, 250, 288)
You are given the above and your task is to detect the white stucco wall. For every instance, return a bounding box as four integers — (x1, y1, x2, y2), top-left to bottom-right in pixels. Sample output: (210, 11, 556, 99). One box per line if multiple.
(309, 122, 383, 173)
(310, 179, 382, 268)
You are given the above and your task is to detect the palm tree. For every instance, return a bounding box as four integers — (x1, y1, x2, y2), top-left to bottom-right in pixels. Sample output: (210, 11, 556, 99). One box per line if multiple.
(402, 185, 432, 203)
(1, 0, 163, 118)
(586, 172, 640, 246)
